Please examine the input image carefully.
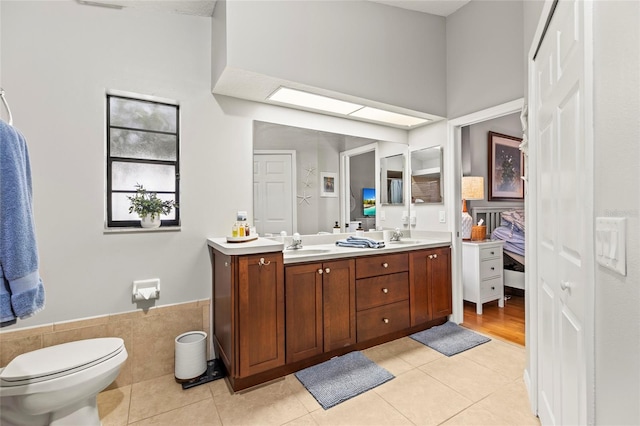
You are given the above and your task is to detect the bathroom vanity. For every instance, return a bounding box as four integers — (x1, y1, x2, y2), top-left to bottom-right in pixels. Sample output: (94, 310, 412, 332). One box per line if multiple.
(207, 234, 452, 391)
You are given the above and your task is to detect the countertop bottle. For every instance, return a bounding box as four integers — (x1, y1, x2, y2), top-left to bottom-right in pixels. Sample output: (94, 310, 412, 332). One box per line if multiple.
(232, 222, 238, 238)
(333, 221, 340, 234)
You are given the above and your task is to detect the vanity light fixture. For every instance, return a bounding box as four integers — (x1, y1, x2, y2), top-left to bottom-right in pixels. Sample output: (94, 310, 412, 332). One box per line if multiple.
(350, 106, 429, 127)
(267, 87, 430, 128)
(268, 87, 363, 115)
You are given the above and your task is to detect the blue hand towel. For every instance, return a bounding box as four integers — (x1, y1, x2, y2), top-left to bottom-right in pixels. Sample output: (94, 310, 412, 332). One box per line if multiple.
(0, 120, 45, 325)
(336, 236, 385, 249)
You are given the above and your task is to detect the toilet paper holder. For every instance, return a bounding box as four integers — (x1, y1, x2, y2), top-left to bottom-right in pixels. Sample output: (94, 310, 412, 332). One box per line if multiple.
(132, 279, 160, 302)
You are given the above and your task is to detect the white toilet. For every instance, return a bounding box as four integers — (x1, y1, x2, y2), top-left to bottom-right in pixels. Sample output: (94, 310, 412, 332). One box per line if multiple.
(0, 337, 127, 426)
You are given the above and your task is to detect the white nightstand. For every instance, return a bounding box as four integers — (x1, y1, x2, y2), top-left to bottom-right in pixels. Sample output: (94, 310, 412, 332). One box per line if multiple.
(462, 240, 504, 314)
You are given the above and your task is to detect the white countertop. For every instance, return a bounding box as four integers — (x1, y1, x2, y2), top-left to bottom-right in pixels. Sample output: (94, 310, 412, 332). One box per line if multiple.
(207, 237, 284, 256)
(207, 231, 451, 263)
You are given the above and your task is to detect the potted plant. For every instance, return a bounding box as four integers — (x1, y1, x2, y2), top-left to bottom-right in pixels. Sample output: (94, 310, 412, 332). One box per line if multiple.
(127, 183, 177, 228)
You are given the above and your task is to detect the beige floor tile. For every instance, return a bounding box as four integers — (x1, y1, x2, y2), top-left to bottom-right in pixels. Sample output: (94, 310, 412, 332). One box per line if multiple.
(310, 390, 412, 426)
(129, 399, 222, 426)
(212, 376, 309, 425)
(374, 368, 473, 426)
(283, 413, 320, 426)
(362, 337, 439, 376)
(472, 379, 540, 425)
(128, 374, 213, 423)
(283, 374, 322, 413)
(98, 385, 131, 426)
(459, 338, 526, 380)
(419, 355, 512, 402)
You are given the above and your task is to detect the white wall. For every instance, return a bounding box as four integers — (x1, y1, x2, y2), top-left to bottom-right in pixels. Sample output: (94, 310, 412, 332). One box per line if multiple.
(446, 0, 524, 119)
(0, 0, 407, 330)
(223, 0, 447, 116)
(593, 1, 640, 424)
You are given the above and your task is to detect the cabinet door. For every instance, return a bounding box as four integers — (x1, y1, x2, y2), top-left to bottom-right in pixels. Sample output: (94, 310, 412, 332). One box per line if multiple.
(410, 247, 452, 325)
(237, 253, 285, 377)
(285, 263, 323, 363)
(323, 259, 356, 351)
(409, 250, 431, 326)
(429, 247, 452, 318)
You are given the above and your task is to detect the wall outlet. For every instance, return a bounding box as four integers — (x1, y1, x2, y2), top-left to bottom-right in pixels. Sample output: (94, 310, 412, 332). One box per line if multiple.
(439, 211, 446, 223)
(380, 211, 386, 221)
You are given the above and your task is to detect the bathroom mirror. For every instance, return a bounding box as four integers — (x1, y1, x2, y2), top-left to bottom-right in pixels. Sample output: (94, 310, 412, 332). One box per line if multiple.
(254, 121, 391, 236)
(379, 154, 404, 205)
(410, 146, 443, 204)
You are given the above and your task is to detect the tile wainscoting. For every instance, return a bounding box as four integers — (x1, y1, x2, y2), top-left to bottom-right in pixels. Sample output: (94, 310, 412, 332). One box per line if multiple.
(0, 299, 211, 390)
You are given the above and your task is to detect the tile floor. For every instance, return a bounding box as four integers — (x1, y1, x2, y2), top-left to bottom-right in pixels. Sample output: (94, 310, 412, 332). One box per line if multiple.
(97, 335, 540, 426)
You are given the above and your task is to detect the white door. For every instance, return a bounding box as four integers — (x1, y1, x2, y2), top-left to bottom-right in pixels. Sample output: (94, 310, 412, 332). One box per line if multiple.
(532, 0, 593, 424)
(254, 153, 294, 236)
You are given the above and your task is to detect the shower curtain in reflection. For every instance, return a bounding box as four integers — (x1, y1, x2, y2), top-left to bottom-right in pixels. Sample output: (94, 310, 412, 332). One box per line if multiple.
(390, 179, 403, 204)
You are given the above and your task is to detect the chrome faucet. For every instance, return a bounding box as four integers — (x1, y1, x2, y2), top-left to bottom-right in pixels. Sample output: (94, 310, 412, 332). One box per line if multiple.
(286, 233, 303, 250)
(390, 228, 403, 242)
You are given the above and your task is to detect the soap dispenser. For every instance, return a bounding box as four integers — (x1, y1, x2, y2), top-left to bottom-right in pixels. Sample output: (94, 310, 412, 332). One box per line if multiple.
(333, 221, 340, 234)
(356, 222, 364, 237)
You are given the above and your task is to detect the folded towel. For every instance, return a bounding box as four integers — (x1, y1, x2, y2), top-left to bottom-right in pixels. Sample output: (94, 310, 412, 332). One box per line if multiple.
(335, 236, 386, 249)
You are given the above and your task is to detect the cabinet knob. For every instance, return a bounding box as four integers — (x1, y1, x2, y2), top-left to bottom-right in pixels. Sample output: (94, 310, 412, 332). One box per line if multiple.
(490, 267, 495, 270)
(433, 254, 438, 259)
(317, 269, 323, 275)
(325, 268, 331, 274)
(382, 318, 389, 324)
(490, 251, 495, 255)
(382, 262, 389, 268)
(491, 286, 495, 290)
(382, 288, 389, 294)
(428, 255, 433, 259)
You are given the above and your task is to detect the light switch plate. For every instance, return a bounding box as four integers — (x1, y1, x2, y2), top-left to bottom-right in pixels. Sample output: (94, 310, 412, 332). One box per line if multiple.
(439, 211, 446, 223)
(596, 217, 626, 276)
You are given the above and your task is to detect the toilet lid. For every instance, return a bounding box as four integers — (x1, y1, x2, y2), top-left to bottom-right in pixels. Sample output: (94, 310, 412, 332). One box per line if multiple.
(0, 337, 124, 384)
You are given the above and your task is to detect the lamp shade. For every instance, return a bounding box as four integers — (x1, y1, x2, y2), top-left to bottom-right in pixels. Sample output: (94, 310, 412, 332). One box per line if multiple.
(462, 176, 484, 200)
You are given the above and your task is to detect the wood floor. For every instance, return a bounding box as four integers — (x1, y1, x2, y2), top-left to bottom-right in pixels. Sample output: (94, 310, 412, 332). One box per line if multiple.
(462, 290, 525, 346)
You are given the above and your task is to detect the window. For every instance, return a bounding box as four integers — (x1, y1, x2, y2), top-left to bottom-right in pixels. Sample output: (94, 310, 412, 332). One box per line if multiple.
(106, 93, 180, 228)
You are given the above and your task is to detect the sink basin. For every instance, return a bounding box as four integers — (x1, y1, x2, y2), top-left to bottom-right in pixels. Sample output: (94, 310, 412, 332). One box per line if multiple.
(285, 248, 333, 256)
(388, 239, 422, 245)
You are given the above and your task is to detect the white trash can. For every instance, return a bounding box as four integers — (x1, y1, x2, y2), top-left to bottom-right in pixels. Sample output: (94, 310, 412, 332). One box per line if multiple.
(174, 331, 207, 382)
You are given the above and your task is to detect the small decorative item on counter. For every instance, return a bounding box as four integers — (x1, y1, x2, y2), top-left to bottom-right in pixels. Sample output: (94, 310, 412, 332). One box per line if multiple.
(356, 222, 364, 237)
(333, 221, 340, 234)
(245, 223, 250, 236)
(471, 219, 486, 241)
(239, 222, 246, 237)
(232, 222, 239, 238)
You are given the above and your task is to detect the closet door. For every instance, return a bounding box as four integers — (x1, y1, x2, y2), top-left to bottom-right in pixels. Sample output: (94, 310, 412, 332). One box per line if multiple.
(532, 0, 594, 424)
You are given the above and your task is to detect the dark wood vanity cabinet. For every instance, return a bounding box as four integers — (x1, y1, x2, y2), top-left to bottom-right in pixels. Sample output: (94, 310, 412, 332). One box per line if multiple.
(211, 243, 451, 392)
(211, 249, 285, 387)
(409, 247, 452, 326)
(285, 259, 356, 363)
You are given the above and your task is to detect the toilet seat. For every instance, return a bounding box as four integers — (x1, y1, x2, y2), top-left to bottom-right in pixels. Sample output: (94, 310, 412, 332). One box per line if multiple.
(0, 338, 125, 387)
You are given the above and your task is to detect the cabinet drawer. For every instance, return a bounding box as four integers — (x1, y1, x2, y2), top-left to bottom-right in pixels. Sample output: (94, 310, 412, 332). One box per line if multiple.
(356, 253, 408, 279)
(480, 258, 502, 279)
(356, 300, 410, 342)
(356, 272, 409, 311)
(480, 278, 503, 302)
(480, 245, 501, 260)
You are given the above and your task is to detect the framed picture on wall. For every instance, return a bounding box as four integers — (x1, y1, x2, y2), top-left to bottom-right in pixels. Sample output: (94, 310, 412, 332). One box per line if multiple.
(320, 172, 337, 197)
(488, 131, 524, 200)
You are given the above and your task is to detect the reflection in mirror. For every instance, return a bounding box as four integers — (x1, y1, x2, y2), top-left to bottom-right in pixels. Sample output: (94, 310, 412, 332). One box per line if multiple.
(380, 154, 404, 205)
(410, 146, 443, 204)
(253, 121, 377, 236)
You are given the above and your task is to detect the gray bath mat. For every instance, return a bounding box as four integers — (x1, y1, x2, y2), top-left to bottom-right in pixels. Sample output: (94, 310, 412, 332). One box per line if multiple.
(410, 321, 490, 356)
(295, 351, 394, 410)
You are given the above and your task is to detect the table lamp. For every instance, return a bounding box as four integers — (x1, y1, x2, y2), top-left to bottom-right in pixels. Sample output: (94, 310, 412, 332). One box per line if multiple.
(461, 176, 484, 240)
